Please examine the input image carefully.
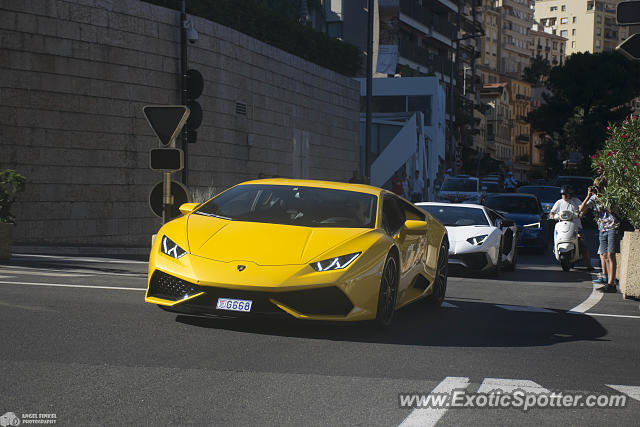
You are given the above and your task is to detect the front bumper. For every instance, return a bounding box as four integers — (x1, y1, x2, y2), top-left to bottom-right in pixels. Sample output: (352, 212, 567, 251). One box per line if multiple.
(145, 251, 383, 322)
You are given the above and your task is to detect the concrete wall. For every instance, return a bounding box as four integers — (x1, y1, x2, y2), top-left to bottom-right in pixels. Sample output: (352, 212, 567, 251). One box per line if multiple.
(0, 0, 361, 247)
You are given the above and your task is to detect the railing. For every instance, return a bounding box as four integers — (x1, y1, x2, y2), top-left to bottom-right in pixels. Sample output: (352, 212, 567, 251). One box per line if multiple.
(516, 94, 531, 101)
(398, 38, 452, 75)
(399, 0, 456, 40)
(517, 134, 530, 143)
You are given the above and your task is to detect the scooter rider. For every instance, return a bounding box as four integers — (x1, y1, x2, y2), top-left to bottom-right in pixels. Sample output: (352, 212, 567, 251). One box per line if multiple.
(549, 185, 593, 270)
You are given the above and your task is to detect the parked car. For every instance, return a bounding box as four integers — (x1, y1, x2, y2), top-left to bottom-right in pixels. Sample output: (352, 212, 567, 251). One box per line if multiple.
(437, 177, 481, 203)
(482, 193, 547, 252)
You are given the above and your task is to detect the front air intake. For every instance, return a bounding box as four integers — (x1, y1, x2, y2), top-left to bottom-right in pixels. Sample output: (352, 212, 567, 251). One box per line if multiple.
(147, 270, 202, 301)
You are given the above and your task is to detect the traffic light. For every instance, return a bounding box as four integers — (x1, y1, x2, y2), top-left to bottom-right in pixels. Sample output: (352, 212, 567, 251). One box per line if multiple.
(185, 69, 203, 143)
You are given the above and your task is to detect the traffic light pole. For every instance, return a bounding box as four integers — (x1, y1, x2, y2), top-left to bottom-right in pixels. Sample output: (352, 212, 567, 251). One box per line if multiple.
(180, 0, 189, 185)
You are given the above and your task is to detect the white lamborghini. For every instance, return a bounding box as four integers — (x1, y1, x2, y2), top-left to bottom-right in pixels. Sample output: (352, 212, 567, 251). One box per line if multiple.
(417, 202, 518, 274)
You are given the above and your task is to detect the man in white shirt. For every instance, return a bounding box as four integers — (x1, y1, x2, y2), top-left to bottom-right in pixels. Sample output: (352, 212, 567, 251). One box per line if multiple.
(549, 185, 592, 270)
(410, 170, 425, 203)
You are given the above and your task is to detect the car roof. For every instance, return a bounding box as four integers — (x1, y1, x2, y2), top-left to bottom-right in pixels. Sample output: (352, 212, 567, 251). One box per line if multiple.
(417, 202, 485, 209)
(238, 178, 383, 196)
(484, 193, 537, 199)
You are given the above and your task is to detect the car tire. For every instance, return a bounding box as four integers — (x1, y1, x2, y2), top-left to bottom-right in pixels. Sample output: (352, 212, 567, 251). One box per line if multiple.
(425, 238, 449, 307)
(374, 251, 399, 328)
(504, 245, 518, 271)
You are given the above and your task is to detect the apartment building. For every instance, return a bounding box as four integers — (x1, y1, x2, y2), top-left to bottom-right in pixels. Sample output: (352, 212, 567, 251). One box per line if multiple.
(479, 0, 501, 72)
(510, 79, 532, 171)
(496, 0, 535, 77)
(534, 0, 630, 55)
(530, 23, 567, 65)
(480, 83, 513, 163)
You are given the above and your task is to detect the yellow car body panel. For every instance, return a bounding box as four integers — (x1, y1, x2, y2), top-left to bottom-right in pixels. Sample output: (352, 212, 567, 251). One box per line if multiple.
(145, 179, 447, 322)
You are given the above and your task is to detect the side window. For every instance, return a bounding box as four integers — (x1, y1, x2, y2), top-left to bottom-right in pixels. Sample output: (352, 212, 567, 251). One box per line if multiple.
(382, 197, 405, 235)
(398, 199, 425, 221)
(486, 209, 500, 227)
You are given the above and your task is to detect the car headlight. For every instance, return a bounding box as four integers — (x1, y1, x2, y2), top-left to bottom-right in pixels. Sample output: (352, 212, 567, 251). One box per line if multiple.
(310, 252, 360, 272)
(524, 222, 541, 229)
(161, 235, 187, 259)
(466, 235, 488, 245)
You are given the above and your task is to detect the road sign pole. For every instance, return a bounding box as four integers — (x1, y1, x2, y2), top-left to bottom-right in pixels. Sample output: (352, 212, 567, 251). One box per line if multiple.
(163, 171, 172, 224)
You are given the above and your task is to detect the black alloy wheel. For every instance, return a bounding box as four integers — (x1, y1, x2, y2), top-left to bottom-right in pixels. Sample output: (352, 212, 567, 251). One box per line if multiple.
(426, 239, 449, 307)
(375, 253, 399, 327)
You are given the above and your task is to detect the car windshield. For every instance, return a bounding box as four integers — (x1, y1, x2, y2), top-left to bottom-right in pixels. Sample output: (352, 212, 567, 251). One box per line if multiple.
(483, 196, 540, 214)
(482, 181, 503, 192)
(518, 186, 561, 203)
(441, 178, 478, 192)
(422, 205, 489, 227)
(195, 184, 378, 228)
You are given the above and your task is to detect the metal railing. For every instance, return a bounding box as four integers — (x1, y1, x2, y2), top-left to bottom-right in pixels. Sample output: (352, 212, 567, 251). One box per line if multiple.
(399, 0, 456, 40)
(398, 38, 452, 75)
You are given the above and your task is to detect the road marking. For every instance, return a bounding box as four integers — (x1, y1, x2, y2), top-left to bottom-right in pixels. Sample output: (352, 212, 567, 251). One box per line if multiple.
(0, 268, 92, 277)
(0, 275, 15, 279)
(585, 313, 640, 319)
(568, 282, 603, 314)
(0, 280, 146, 291)
(441, 302, 459, 308)
(495, 304, 553, 313)
(12, 253, 148, 264)
(398, 376, 470, 427)
(605, 385, 640, 402)
(477, 378, 549, 394)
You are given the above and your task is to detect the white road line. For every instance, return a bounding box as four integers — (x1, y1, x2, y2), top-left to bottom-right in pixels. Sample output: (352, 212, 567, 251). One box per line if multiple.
(0, 268, 92, 277)
(477, 378, 549, 394)
(0, 280, 146, 291)
(441, 302, 459, 308)
(568, 282, 603, 314)
(585, 313, 640, 319)
(605, 385, 640, 402)
(13, 253, 148, 264)
(495, 304, 554, 313)
(398, 376, 470, 427)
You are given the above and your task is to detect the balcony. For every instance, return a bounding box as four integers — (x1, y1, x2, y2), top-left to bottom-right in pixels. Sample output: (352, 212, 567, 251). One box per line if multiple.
(517, 134, 530, 143)
(398, 38, 452, 75)
(399, 0, 457, 41)
(517, 115, 528, 122)
(516, 94, 531, 101)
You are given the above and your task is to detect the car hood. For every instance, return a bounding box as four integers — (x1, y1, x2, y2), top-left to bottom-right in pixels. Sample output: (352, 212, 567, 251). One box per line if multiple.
(502, 213, 542, 226)
(186, 214, 369, 265)
(445, 225, 495, 242)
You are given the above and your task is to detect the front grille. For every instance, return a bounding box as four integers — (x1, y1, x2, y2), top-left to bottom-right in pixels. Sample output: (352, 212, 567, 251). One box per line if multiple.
(172, 286, 354, 317)
(148, 270, 203, 301)
(457, 253, 489, 270)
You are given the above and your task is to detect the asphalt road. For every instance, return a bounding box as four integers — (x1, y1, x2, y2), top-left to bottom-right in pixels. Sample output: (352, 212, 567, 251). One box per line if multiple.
(1, 246, 639, 426)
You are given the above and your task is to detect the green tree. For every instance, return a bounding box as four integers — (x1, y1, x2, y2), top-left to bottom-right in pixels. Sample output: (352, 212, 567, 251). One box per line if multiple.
(522, 54, 551, 86)
(529, 52, 640, 170)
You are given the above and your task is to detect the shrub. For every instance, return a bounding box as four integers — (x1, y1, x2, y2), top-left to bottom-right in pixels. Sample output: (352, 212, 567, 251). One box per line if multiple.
(591, 115, 640, 229)
(0, 170, 26, 224)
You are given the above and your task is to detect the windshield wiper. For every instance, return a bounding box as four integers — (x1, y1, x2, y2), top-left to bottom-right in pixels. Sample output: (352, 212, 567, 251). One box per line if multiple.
(195, 212, 232, 220)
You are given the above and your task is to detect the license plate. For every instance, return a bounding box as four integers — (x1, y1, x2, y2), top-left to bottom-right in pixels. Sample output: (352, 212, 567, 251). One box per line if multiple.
(216, 298, 252, 312)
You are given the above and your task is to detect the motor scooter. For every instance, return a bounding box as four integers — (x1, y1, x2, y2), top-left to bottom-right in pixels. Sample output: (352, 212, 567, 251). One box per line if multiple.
(553, 210, 582, 271)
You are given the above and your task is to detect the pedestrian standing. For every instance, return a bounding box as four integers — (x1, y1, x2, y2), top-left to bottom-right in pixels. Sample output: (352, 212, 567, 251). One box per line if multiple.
(401, 172, 410, 199)
(391, 171, 403, 196)
(505, 171, 517, 192)
(410, 170, 425, 203)
(580, 177, 619, 293)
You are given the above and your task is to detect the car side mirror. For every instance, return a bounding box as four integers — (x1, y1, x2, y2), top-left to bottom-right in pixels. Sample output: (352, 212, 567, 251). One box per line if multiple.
(500, 219, 515, 228)
(179, 202, 199, 215)
(404, 220, 428, 234)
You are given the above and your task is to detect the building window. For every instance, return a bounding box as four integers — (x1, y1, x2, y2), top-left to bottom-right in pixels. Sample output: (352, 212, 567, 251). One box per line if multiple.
(572, 29, 576, 35)
(572, 16, 577, 23)
(561, 17, 568, 24)
(551, 6, 558, 11)
(597, 15, 602, 24)
(561, 5, 566, 11)
(560, 30, 568, 37)
(553, 41, 558, 49)
(597, 27, 601, 36)
(572, 41, 576, 47)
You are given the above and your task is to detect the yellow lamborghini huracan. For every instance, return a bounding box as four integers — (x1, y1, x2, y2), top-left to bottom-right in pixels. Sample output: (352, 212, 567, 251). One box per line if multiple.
(145, 179, 448, 326)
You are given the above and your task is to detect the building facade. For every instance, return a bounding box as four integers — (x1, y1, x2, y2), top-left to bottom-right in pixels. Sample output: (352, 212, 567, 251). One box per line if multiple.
(530, 23, 568, 65)
(496, 0, 535, 77)
(481, 83, 513, 163)
(534, 0, 630, 55)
